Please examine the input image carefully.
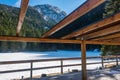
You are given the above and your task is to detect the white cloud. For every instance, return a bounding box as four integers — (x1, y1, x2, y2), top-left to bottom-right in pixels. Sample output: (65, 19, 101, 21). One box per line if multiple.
(14, 0, 21, 7)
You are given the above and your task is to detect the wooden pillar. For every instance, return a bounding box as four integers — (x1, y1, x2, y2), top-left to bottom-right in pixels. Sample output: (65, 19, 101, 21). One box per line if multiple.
(101, 56, 104, 68)
(61, 59, 63, 74)
(81, 40, 87, 80)
(30, 62, 33, 80)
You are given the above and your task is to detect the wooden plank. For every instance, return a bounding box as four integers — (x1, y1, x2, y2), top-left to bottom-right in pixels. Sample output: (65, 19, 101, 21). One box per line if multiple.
(116, 56, 118, 66)
(0, 36, 120, 45)
(79, 24, 120, 40)
(101, 57, 104, 67)
(85, 40, 120, 45)
(42, 0, 106, 38)
(92, 33, 120, 41)
(16, 0, 29, 36)
(30, 62, 33, 80)
(100, 37, 120, 42)
(61, 60, 63, 74)
(0, 56, 119, 65)
(0, 36, 82, 44)
(0, 58, 81, 65)
(62, 12, 120, 39)
(0, 56, 119, 75)
(81, 40, 87, 80)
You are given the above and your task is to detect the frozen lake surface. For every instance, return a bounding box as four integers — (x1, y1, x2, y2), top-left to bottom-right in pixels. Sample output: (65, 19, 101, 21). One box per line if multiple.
(0, 50, 100, 61)
(0, 50, 101, 80)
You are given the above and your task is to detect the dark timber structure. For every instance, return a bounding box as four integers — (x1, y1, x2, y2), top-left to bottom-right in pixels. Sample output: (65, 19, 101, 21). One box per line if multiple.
(0, 0, 120, 80)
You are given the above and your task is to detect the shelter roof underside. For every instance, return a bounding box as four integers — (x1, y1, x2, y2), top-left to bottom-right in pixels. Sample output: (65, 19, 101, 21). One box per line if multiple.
(0, 0, 120, 45)
(42, 0, 120, 43)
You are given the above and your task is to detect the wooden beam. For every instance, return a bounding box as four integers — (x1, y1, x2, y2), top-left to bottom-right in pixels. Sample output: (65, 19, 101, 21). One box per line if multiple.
(62, 12, 120, 39)
(100, 37, 120, 42)
(81, 40, 87, 80)
(42, 0, 106, 38)
(0, 36, 82, 44)
(92, 33, 120, 41)
(16, 0, 29, 36)
(85, 40, 120, 45)
(79, 24, 120, 40)
(0, 36, 120, 45)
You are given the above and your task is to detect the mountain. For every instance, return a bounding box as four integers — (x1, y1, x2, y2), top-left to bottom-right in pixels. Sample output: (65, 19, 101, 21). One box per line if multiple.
(0, 4, 67, 37)
(0, 4, 67, 52)
(0, 4, 102, 52)
(33, 4, 67, 22)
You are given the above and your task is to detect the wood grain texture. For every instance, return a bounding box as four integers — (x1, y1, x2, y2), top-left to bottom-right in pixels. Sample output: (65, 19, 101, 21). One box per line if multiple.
(92, 33, 120, 41)
(0, 36, 120, 45)
(79, 24, 120, 40)
(81, 40, 87, 80)
(16, 0, 29, 36)
(62, 12, 120, 39)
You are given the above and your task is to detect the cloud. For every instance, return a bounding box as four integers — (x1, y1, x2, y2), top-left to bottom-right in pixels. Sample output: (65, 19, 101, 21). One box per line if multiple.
(14, 0, 21, 7)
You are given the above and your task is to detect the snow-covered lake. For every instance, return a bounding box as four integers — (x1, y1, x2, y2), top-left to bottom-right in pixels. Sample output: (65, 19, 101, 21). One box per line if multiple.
(0, 50, 101, 61)
(0, 50, 102, 80)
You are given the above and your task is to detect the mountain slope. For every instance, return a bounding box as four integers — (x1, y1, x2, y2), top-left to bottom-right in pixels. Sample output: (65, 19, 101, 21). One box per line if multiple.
(0, 4, 67, 37)
(33, 4, 67, 22)
(0, 4, 67, 52)
(0, 4, 102, 52)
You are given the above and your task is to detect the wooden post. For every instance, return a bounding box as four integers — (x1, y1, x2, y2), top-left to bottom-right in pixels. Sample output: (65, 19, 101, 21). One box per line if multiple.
(21, 76, 24, 80)
(30, 62, 33, 80)
(101, 56, 104, 68)
(116, 55, 118, 66)
(81, 40, 87, 80)
(61, 59, 63, 74)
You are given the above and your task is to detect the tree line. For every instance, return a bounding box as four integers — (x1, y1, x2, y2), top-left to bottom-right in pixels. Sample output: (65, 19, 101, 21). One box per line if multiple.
(0, 0, 120, 54)
(101, 0, 120, 56)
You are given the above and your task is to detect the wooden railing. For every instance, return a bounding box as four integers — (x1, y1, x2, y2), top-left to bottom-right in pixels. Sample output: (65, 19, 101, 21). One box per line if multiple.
(0, 56, 120, 80)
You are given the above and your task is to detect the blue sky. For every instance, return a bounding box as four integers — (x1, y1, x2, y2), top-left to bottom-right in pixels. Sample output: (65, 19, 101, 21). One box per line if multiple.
(0, 0, 86, 14)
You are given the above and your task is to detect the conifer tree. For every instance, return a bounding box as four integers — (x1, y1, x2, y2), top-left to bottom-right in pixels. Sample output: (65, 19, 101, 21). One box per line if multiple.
(103, 0, 120, 17)
(101, 0, 120, 56)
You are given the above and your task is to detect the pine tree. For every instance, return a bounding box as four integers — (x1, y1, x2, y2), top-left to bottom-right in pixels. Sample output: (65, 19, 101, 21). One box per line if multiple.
(0, 4, 56, 52)
(103, 0, 120, 17)
(101, 0, 120, 56)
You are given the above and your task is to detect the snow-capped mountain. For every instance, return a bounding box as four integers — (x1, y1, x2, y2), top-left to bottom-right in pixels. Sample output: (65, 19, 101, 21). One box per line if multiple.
(33, 4, 67, 22)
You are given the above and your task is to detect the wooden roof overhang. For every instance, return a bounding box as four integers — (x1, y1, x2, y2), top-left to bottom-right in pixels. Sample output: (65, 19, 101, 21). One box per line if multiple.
(62, 12, 120, 41)
(0, 0, 120, 45)
(41, 0, 120, 45)
(42, 0, 106, 38)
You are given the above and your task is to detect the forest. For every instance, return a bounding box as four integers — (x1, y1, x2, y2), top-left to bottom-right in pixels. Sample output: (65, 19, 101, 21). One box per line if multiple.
(101, 0, 120, 56)
(0, 0, 120, 54)
(0, 4, 102, 52)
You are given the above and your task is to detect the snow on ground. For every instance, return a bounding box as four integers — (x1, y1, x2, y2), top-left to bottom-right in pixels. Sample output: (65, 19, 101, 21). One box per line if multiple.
(32, 67, 120, 80)
(0, 52, 102, 80)
(0, 52, 48, 61)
